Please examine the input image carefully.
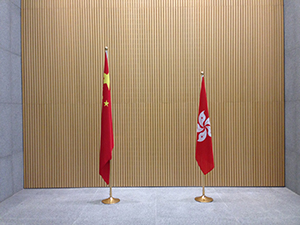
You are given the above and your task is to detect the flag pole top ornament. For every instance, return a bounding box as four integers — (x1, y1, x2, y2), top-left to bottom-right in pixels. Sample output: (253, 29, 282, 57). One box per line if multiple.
(105, 46, 108, 51)
(201, 71, 204, 77)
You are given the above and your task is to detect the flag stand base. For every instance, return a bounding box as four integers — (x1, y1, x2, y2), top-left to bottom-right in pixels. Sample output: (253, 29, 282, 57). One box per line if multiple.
(102, 184, 120, 204)
(195, 195, 213, 203)
(195, 174, 213, 203)
(102, 197, 120, 204)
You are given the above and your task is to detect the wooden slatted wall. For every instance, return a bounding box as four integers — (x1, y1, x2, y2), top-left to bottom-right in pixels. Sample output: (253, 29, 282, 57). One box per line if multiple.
(22, 0, 284, 188)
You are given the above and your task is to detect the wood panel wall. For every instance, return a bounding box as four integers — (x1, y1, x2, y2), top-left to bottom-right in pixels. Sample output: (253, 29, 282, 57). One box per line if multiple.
(22, 0, 285, 188)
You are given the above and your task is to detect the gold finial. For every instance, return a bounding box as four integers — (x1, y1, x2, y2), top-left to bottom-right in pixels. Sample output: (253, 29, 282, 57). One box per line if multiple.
(201, 71, 204, 76)
(105, 46, 108, 51)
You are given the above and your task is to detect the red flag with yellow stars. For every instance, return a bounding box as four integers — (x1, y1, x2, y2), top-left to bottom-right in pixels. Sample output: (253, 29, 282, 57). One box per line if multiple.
(195, 76, 214, 175)
(99, 50, 114, 185)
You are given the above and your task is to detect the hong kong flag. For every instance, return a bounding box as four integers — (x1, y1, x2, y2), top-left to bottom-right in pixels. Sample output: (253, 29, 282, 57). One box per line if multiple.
(195, 76, 214, 175)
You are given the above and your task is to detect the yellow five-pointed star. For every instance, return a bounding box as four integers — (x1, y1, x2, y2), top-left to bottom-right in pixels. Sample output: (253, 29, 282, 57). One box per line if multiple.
(104, 100, 109, 106)
(103, 73, 110, 89)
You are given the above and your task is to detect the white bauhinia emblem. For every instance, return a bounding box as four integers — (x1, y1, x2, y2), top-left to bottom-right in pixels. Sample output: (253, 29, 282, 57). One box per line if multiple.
(197, 111, 211, 142)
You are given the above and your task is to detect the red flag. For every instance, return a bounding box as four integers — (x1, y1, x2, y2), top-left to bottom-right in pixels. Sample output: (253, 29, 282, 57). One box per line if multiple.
(195, 76, 214, 175)
(99, 51, 114, 184)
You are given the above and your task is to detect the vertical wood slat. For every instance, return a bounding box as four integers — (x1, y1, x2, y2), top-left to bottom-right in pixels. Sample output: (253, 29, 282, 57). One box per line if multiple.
(22, 0, 284, 188)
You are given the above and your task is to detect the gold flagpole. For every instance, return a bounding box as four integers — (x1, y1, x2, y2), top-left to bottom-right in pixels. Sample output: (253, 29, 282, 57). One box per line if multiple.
(195, 71, 213, 203)
(101, 46, 120, 205)
(195, 173, 213, 203)
(101, 156, 120, 204)
(101, 173, 120, 204)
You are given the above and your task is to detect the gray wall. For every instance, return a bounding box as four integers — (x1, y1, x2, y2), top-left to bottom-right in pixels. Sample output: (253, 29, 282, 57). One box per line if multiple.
(0, 0, 22, 202)
(285, 0, 300, 195)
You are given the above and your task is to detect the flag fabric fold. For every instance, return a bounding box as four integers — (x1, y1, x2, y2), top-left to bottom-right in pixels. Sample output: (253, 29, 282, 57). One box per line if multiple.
(195, 76, 214, 175)
(99, 51, 114, 185)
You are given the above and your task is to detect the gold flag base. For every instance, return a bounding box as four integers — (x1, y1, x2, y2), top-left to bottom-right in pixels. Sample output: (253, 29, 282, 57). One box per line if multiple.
(102, 196, 120, 204)
(195, 195, 213, 203)
(101, 183, 120, 204)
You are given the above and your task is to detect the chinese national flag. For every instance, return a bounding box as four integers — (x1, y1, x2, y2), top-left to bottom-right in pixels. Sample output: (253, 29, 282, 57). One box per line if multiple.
(195, 76, 214, 175)
(99, 51, 114, 184)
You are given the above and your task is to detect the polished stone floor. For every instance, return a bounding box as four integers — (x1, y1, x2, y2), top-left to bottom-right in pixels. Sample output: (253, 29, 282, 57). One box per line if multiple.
(0, 187, 300, 224)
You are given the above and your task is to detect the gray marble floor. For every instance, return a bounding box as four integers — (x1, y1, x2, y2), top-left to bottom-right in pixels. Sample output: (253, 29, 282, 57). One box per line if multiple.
(0, 187, 300, 224)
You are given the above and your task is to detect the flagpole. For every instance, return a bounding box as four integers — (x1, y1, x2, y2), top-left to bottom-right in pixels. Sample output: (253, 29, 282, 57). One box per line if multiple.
(195, 71, 213, 203)
(195, 173, 213, 203)
(101, 165, 120, 204)
(101, 46, 120, 205)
